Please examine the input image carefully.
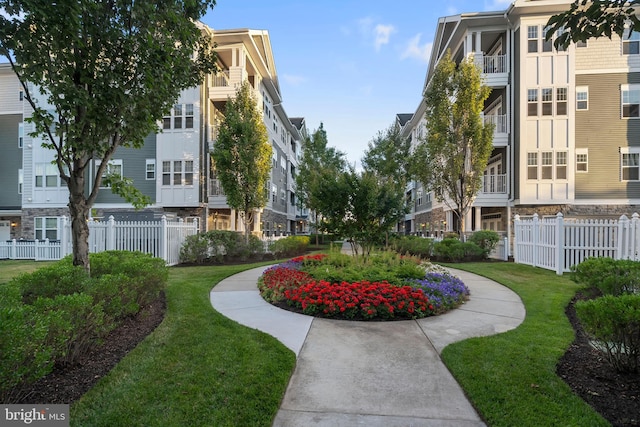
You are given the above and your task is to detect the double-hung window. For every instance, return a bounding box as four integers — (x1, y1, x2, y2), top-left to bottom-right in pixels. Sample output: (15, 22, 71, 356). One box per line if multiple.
(622, 85, 640, 118)
(35, 217, 59, 240)
(528, 25, 538, 53)
(623, 30, 640, 54)
(146, 159, 156, 180)
(35, 163, 59, 188)
(576, 149, 588, 172)
(576, 87, 588, 110)
(621, 148, 640, 181)
(18, 122, 23, 148)
(97, 159, 123, 188)
(161, 160, 194, 186)
(527, 89, 538, 116)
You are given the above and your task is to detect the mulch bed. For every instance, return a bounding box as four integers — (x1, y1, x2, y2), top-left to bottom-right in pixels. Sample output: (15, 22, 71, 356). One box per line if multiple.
(556, 291, 640, 426)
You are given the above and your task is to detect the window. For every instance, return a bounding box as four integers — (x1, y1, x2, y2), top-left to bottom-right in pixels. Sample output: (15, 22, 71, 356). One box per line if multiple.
(623, 30, 640, 54)
(162, 161, 171, 185)
(97, 159, 122, 188)
(173, 104, 183, 129)
(163, 114, 171, 130)
(19, 90, 23, 101)
(35, 163, 59, 188)
(542, 88, 553, 116)
(146, 159, 155, 180)
(542, 26, 553, 52)
(527, 89, 538, 116)
(556, 88, 568, 115)
(18, 169, 23, 194)
(576, 40, 587, 48)
(162, 160, 194, 186)
(621, 149, 640, 180)
(528, 25, 538, 53)
(527, 152, 538, 180)
(576, 87, 588, 110)
(541, 151, 553, 179)
(35, 217, 58, 240)
(576, 149, 588, 172)
(185, 104, 194, 128)
(18, 122, 23, 148)
(272, 184, 277, 203)
(556, 152, 567, 179)
(622, 85, 640, 118)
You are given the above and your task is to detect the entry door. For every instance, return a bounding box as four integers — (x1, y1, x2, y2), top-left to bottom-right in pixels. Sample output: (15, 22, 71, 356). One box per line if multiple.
(0, 221, 10, 241)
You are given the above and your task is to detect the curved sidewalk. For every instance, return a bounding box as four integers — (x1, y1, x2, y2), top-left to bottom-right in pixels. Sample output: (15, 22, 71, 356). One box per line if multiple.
(210, 266, 525, 427)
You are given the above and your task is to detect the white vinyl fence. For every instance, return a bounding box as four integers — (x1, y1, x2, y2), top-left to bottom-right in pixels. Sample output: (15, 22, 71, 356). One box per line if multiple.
(0, 215, 198, 266)
(513, 212, 640, 274)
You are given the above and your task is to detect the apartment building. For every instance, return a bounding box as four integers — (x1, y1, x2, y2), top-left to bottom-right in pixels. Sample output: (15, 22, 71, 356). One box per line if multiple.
(402, 0, 639, 238)
(0, 25, 307, 241)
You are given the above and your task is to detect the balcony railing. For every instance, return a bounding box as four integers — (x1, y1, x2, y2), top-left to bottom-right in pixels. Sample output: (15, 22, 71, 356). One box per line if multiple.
(211, 71, 230, 87)
(209, 179, 226, 197)
(479, 54, 507, 74)
(481, 174, 507, 194)
(483, 114, 508, 134)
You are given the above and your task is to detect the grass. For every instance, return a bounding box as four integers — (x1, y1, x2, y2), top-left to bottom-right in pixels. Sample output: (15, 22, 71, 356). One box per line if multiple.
(441, 262, 609, 427)
(0, 260, 56, 284)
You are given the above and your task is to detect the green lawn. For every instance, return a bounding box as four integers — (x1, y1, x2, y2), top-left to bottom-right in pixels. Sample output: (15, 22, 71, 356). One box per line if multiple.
(0, 260, 56, 284)
(69, 262, 296, 427)
(2, 259, 611, 426)
(442, 262, 609, 427)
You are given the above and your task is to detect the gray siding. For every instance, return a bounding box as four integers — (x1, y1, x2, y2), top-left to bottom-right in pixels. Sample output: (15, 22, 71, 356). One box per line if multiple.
(0, 114, 23, 209)
(93, 133, 157, 203)
(575, 72, 640, 199)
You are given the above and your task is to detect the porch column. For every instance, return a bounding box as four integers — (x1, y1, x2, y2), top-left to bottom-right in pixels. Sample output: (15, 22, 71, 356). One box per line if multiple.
(475, 207, 483, 231)
(465, 212, 473, 233)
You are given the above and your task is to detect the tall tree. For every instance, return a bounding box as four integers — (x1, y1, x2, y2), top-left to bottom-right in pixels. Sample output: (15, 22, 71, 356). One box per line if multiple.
(546, 1, 640, 49)
(212, 81, 271, 243)
(0, 0, 218, 272)
(362, 122, 412, 242)
(296, 123, 346, 239)
(413, 51, 494, 234)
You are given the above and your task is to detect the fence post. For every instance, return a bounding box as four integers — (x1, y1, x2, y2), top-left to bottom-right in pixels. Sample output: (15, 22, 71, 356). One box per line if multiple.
(61, 216, 69, 257)
(532, 213, 539, 267)
(160, 215, 168, 263)
(10, 239, 16, 260)
(107, 215, 116, 251)
(617, 215, 629, 260)
(513, 214, 520, 263)
(632, 213, 640, 261)
(555, 212, 564, 275)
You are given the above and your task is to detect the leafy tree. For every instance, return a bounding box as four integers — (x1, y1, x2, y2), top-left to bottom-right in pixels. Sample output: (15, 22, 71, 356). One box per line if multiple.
(296, 123, 347, 240)
(211, 81, 272, 243)
(337, 170, 407, 258)
(546, 1, 640, 49)
(362, 121, 412, 244)
(413, 51, 494, 234)
(0, 0, 218, 272)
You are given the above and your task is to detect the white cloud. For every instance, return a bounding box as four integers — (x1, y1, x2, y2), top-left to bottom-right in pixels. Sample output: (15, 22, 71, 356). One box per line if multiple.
(374, 24, 396, 51)
(282, 74, 307, 86)
(401, 33, 433, 64)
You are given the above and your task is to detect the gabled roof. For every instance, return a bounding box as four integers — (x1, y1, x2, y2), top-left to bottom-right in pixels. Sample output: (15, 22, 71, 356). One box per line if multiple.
(396, 114, 413, 127)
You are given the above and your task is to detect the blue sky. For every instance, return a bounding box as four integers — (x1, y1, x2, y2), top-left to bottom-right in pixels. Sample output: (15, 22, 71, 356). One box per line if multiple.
(201, 0, 513, 167)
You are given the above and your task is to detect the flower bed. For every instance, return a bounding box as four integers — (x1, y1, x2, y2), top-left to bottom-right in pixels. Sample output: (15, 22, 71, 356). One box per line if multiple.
(258, 253, 469, 320)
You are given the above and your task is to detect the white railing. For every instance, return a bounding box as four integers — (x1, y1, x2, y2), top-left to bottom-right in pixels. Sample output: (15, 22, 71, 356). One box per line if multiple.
(209, 179, 226, 196)
(211, 71, 230, 87)
(481, 174, 507, 194)
(513, 213, 640, 274)
(483, 114, 508, 134)
(480, 54, 507, 74)
(0, 215, 198, 266)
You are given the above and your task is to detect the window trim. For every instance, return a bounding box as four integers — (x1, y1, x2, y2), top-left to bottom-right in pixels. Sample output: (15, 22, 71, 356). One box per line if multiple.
(146, 159, 156, 180)
(621, 84, 640, 118)
(18, 122, 23, 148)
(576, 86, 589, 111)
(623, 30, 640, 55)
(34, 217, 59, 241)
(96, 159, 123, 188)
(620, 147, 640, 181)
(576, 148, 588, 173)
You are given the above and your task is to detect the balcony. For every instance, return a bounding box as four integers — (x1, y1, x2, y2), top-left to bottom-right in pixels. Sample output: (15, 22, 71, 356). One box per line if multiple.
(482, 113, 509, 147)
(475, 53, 508, 87)
(208, 70, 236, 99)
(481, 174, 507, 194)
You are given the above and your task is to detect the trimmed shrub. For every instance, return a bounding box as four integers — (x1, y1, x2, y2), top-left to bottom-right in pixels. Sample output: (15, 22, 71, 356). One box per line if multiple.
(576, 294, 640, 372)
(433, 238, 484, 262)
(179, 231, 265, 263)
(270, 235, 310, 258)
(84, 273, 139, 321)
(178, 233, 210, 264)
(571, 257, 640, 296)
(468, 230, 500, 259)
(0, 283, 53, 399)
(14, 262, 89, 304)
(391, 235, 434, 259)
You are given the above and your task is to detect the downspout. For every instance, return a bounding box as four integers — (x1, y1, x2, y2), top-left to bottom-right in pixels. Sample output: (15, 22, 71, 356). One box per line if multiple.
(506, 3, 515, 257)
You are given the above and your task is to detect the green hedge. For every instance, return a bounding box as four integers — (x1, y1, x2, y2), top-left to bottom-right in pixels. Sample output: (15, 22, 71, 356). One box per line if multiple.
(576, 294, 640, 373)
(0, 251, 168, 401)
(269, 235, 310, 258)
(179, 230, 265, 264)
(571, 257, 640, 295)
(433, 238, 484, 262)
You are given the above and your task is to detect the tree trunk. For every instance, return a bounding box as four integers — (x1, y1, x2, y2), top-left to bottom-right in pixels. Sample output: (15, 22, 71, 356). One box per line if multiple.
(67, 175, 91, 274)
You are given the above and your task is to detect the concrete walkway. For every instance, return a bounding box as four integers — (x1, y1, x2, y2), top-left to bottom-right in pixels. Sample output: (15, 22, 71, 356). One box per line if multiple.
(210, 256, 525, 427)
